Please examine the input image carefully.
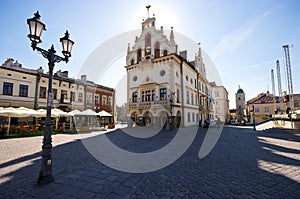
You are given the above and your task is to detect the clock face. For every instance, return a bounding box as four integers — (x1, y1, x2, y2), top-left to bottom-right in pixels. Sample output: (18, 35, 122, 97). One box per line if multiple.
(133, 76, 138, 82)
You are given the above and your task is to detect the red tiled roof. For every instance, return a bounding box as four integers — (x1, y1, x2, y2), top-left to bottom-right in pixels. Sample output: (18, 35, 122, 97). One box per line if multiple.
(247, 92, 291, 104)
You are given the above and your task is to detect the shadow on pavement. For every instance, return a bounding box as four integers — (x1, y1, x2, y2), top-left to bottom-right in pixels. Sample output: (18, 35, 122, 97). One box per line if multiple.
(0, 126, 299, 198)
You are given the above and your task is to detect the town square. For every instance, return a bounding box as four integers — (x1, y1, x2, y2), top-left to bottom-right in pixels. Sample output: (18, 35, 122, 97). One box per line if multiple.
(1, 0, 300, 198)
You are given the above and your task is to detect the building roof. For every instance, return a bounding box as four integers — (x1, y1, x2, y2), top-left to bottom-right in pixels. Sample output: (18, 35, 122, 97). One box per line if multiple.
(246, 92, 290, 104)
(237, 88, 244, 94)
(1, 58, 114, 92)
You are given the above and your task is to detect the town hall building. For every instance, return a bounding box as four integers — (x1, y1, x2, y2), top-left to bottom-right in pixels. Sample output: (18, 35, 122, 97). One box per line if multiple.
(125, 7, 219, 128)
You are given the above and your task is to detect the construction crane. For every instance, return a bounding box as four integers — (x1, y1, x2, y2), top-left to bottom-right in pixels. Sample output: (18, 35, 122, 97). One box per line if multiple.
(276, 60, 282, 102)
(271, 69, 276, 113)
(282, 45, 294, 111)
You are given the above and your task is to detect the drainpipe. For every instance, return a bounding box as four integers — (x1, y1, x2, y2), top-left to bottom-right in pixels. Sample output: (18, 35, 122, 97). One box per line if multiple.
(180, 59, 185, 127)
(34, 72, 42, 110)
(112, 89, 116, 124)
(84, 84, 87, 110)
(197, 73, 200, 122)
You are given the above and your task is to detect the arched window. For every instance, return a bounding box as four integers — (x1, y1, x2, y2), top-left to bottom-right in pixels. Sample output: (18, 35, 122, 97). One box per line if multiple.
(145, 34, 151, 56)
(137, 48, 142, 63)
(145, 34, 151, 47)
(131, 59, 134, 65)
(154, 42, 160, 58)
(163, 49, 168, 56)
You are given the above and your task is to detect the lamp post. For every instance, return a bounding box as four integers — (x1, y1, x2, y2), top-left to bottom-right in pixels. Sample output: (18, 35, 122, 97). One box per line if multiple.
(169, 98, 173, 130)
(252, 104, 256, 131)
(169, 92, 175, 130)
(27, 11, 74, 184)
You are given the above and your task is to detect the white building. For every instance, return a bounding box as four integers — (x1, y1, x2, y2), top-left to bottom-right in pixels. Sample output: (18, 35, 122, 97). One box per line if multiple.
(125, 9, 215, 128)
(210, 82, 229, 122)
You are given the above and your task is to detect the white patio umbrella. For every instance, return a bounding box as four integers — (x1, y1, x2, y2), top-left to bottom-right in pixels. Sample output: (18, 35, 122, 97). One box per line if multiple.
(69, 109, 82, 116)
(33, 109, 63, 118)
(51, 108, 72, 117)
(72, 109, 99, 128)
(98, 110, 112, 117)
(77, 109, 98, 116)
(0, 107, 33, 136)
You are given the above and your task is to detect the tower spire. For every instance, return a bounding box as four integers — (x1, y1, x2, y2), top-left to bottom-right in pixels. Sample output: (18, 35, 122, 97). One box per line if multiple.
(170, 27, 174, 42)
(146, 5, 151, 18)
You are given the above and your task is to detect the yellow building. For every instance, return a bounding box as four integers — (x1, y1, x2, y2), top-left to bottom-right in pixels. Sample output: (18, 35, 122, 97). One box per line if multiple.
(246, 91, 300, 123)
(0, 58, 115, 115)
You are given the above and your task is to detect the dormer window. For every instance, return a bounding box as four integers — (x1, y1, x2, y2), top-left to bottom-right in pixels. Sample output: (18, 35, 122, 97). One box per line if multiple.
(163, 50, 168, 56)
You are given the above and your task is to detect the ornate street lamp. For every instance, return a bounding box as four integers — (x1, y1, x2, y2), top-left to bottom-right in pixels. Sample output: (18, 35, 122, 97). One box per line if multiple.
(27, 11, 74, 184)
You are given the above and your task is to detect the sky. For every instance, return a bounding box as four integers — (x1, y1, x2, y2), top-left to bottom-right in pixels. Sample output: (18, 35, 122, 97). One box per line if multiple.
(1, 0, 300, 108)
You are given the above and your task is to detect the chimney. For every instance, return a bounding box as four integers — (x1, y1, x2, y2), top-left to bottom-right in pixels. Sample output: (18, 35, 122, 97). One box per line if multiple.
(282, 91, 287, 96)
(81, 75, 87, 81)
(14, 60, 22, 67)
(179, 50, 187, 60)
(62, 71, 68, 78)
(37, 66, 44, 74)
(56, 70, 62, 77)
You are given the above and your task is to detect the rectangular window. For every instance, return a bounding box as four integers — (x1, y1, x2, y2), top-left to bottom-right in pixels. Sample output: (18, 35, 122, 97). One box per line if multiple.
(294, 100, 299, 108)
(71, 91, 75, 102)
(86, 93, 92, 105)
(176, 89, 180, 103)
(186, 91, 190, 104)
(191, 93, 194, 105)
(102, 95, 107, 106)
(132, 92, 138, 102)
(160, 88, 167, 100)
(142, 90, 154, 102)
(3, 82, 13, 96)
(78, 93, 83, 102)
(39, 86, 47, 98)
(255, 107, 259, 113)
(215, 91, 219, 97)
(94, 95, 99, 105)
(108, 96, 112, 106)
(61, 90, 68, 103)
(19, 85, 28, 97)
(264, 107, 269, 113)
(188, 112, 191, 122)
(53, 89, 58, 100)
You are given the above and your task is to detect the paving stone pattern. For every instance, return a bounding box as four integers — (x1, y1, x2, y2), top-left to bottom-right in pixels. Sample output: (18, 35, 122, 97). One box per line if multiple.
(0, 126, 300, 198)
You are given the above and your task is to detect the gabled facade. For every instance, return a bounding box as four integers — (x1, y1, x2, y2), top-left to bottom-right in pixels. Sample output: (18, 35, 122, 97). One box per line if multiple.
(125, 11, 216, 127)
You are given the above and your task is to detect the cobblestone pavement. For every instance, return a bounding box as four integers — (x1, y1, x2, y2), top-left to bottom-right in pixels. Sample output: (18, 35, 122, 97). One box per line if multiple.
(0, 126, 300, 198)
